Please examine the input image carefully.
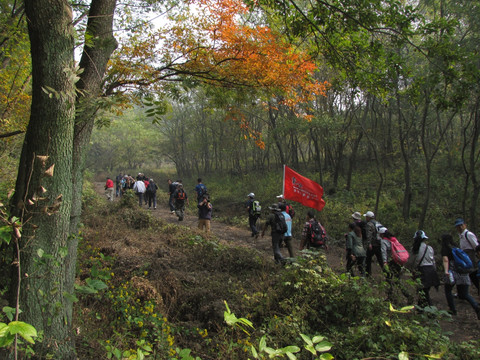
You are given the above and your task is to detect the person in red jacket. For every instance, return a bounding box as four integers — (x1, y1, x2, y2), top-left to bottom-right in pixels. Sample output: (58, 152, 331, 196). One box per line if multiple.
(105, 177, 114, 201)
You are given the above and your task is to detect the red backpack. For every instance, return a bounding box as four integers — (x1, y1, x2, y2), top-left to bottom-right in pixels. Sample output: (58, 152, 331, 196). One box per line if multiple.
(176, 189, 186, 201)
(388, 237, 409, 265)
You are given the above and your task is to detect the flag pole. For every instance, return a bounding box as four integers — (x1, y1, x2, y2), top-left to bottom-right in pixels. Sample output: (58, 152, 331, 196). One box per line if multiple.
(282, 164, 285, 196)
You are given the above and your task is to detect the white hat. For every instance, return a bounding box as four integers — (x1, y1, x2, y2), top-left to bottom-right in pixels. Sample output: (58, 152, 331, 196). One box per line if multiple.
(247, 193, 255, 198)
(363, 211, 375, 218)
(378, 226, 387, 234)
(351, 212, 362, 220)
(276, 194, 284, 199)
(414, 230, 428, 239)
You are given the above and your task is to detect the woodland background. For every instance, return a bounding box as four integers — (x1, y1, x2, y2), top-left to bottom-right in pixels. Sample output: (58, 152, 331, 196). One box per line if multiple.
(1, 0, 480, 359)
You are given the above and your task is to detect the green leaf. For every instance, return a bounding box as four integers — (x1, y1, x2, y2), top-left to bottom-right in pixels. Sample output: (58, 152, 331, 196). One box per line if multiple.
(399, 351, 409, 360)
(85, 278, 108, 291)
(319, 354, 334, 360)
(7, 321, 37, 344)
(37, 248, 44, 258)
(315, 341, 333, 352)
(300, 333, 313, 346)
(0, 226, 11, 245)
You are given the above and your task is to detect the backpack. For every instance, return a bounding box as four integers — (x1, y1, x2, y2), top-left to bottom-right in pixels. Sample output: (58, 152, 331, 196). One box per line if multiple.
(285, 204, 295, 218)
(452, 247, 473, 274)
(147, 182, 156, 194)
(176, 189, 186, 201)
(309, 220, 327, 247)
(273, 212, 288, 234)
(389, 237, 409, 265)
(252, 200, 262, 216)
(197, 184, 207, 198)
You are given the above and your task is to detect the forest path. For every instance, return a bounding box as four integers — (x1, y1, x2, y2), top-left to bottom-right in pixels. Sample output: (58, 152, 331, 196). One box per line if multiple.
(95, 183, 480, 344)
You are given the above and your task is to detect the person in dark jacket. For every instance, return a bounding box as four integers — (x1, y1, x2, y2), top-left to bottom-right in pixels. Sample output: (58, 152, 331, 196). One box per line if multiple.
(197, 195, 212, 233)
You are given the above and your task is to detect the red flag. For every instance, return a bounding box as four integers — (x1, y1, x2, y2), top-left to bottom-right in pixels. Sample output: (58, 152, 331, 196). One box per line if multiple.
(283, 165, 325, 211)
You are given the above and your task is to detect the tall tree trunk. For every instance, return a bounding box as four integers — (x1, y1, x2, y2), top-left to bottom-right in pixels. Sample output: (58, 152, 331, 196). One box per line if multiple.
(9, 1, 76, 358)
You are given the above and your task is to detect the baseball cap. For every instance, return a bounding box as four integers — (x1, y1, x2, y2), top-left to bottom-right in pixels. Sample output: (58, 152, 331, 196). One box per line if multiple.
(276, 194, 284, 199)
(414, 230, 428, 239)
(268, 203, 280, 211)
(363, 211, 375, 218)
(378, 226, 387, 234)
(247, 193, 255, 198)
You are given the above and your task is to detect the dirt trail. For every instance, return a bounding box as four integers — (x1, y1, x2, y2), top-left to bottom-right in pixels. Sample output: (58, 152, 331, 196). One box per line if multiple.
(96, 183, 480, 343)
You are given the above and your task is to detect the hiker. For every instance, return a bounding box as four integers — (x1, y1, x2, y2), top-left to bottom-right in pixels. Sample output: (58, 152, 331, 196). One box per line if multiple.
(167, 179, 177, 213)
(143, 177, 150, 205)
(115, 173, 123, 197)
(104, 177, 114, 201)
(351, 212, 367, 248)
(441, 233, 480, 318)
(412, 230, 439, 308)
(197, 195, 213, 233)
(380, 227, 412, 304)
(279, 203, 294, 258)
(246, 193, 261, 238)
(146, 179, 158, 210)
(195, 178, 208, 202)
(454, 218, 480, 294)
(300, 211, 327, 251)
(276, 194, 295, 219)
(261, 203, 286, 264)
(133, 178, 146, 206)
(173, 182, 188, 221)
(364, 211, 384, 277)
(345, 222, 366, 277)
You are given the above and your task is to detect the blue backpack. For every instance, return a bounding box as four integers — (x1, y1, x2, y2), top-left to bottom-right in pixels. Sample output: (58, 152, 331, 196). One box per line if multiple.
(452, 247, 473, 274)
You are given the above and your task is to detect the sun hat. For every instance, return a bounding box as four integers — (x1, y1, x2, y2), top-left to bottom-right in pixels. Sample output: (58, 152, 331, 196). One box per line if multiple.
(247, 193, 255, 198)
(414, 230, 428, 239)
(363, 211, 375, 218)
(352, 212, 362, 220)
(454, 218, 465, 227)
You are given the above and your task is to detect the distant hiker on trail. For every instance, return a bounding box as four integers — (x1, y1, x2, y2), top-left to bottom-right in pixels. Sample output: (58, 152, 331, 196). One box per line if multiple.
(455, 218, 480, 294)
(412, 230, 439, 308)
(345, 222, 366, 277)
(173, 182, 188, 221)
(276, 194, 295, 219)
(379, 227, 412, 304)
(441, 233, 480, 319)
(261, 203, 287, 264)
(195, 178, 208, 202)
(133, 178, 146, 206)
(279, 203, 294, 258)
(167, 179, 177, 213)
(197, 195, 212, 233)
(351, 212, 367, 247)
(105, 177, 114, 201)
(300, 211, 327, 251)
(146, 178, 158, 210)
(364, 211, 383, 277)
(246, 193, 261, 238)
(115, 173, 123, 197)
(143, 178, 150, 205)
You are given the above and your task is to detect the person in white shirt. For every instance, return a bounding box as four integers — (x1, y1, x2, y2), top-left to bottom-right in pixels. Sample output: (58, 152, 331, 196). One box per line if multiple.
(133, 179, 146, 206)
(455, 218, 480, 293)
(412, 230, 439, 307)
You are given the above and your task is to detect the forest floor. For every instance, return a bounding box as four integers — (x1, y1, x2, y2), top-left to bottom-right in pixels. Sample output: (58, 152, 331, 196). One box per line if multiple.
(93, 183, 480, 346)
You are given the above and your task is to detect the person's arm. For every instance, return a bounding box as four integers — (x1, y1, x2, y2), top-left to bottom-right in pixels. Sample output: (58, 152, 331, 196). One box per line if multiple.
(442, 256, 450, 275)
(381, 239, 388, 265)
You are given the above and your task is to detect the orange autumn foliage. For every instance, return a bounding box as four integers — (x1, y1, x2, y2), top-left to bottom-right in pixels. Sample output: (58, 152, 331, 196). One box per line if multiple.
(107, 0, 328, 146)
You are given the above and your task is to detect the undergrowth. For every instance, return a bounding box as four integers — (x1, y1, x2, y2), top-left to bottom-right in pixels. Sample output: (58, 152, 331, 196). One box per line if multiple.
(74, 185, 480, 359)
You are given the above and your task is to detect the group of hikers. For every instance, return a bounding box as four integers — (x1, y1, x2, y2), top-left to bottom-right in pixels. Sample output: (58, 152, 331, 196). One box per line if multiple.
(247, 193, 480, 318)
(105, 175, 480, 317)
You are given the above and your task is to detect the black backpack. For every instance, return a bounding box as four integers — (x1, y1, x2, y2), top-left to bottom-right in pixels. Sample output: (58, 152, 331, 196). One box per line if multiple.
(273, 212, 288, 234)
(309, 220, 327, 247)
(147, 182, 157, 194)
